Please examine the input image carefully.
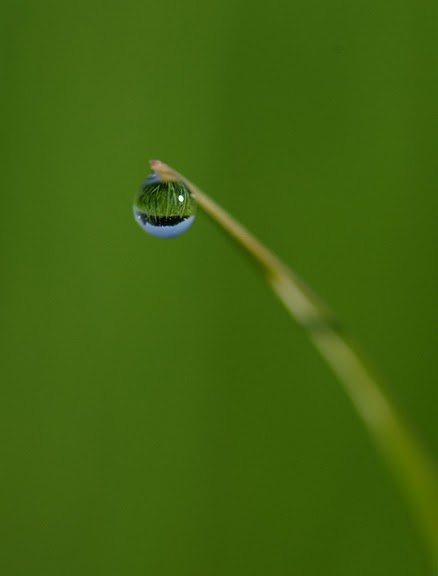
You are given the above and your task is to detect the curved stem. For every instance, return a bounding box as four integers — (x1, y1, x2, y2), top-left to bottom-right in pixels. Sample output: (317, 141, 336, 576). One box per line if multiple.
(150, 159, 438, 567)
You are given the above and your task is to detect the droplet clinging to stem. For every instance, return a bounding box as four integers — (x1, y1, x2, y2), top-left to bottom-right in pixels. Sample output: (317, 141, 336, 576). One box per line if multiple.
(133, 169, 197, 238)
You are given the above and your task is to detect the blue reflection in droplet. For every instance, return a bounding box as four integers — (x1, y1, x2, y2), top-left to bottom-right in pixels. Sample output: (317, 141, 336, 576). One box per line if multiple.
(133, 209, 195, 238)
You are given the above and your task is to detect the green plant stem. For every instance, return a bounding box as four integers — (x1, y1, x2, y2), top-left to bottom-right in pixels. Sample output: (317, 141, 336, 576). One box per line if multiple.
(150, 159, 438, 566)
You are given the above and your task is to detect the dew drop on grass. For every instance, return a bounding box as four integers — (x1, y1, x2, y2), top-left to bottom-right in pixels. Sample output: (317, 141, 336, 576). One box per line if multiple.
(133, 171, 196, 238)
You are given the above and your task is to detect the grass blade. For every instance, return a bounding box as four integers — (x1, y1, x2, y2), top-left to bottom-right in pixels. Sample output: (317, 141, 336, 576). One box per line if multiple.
(150, 159, 438, 567)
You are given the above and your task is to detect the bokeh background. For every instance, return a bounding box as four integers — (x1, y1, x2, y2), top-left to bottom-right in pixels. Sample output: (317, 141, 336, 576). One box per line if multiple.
(2, 1, 437, 574)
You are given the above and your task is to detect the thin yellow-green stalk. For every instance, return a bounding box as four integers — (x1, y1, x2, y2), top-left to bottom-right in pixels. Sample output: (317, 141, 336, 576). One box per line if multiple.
(150, 159, 438, 567)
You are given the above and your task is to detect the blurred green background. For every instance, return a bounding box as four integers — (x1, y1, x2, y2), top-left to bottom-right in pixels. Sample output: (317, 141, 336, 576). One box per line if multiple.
(2, 0, 437, 574)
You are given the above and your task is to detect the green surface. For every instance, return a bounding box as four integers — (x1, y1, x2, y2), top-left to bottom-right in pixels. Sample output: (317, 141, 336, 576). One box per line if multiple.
(1, 1, 438, 575)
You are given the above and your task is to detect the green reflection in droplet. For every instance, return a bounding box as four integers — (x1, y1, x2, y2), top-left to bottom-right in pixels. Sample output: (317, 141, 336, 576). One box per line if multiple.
(133, 172, 196, 238)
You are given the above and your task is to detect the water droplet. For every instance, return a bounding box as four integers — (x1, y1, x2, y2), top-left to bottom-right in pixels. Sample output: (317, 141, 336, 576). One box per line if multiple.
(133, 171, 196, 238)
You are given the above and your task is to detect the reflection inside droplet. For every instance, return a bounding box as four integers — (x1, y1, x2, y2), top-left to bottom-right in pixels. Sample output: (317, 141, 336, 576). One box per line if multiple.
(133, 171, 196, 238)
